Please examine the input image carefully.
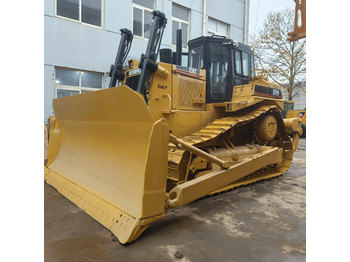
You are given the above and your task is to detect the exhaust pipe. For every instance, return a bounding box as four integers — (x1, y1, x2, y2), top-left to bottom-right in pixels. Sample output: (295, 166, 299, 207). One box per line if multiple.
(175, 29, 182, 65)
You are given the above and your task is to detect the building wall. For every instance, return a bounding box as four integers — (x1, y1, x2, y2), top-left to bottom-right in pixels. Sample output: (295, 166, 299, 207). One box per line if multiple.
(44, 0, 249, 122)
(294, 92, 306, 111)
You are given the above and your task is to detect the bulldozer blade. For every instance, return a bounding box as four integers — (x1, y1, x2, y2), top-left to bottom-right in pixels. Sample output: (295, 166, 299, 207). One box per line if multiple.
(44, 85, 169, 244)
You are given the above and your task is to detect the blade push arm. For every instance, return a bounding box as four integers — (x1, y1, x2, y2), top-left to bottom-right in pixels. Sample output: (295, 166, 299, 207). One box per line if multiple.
(108, 28, 133, 88)
(136, 10, 167, 100)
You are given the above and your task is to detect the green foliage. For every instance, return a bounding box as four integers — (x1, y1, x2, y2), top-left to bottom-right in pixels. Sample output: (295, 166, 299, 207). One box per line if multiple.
(249, 8, 306, 100)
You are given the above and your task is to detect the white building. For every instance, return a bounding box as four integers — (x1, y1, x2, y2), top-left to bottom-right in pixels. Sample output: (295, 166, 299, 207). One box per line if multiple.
(44, 0, 250, 122)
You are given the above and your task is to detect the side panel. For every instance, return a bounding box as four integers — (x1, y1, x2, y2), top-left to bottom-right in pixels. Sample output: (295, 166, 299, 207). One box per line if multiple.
(172, 68, 206, 111)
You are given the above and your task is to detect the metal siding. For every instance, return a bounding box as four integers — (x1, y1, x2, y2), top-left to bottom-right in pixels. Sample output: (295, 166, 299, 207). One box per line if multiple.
(190, 11, 203, 40)
(172, 0, 202, 12)
(293, 92, 306, 110)
(230, 26, 244, 43)
(207, 0, 245, 27)
(206, 0, 245, 40)
(44, 65, 55, 122)
(44, 0, 54, 16)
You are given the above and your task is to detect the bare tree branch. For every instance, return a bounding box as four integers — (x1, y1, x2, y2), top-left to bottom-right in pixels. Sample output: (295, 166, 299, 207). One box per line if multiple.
(249, 8, 306, 101)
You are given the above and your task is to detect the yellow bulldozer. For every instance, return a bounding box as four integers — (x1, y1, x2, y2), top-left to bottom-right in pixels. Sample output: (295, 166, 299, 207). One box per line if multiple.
(45, 10, 302, 244)
(282, 100, 306, 138)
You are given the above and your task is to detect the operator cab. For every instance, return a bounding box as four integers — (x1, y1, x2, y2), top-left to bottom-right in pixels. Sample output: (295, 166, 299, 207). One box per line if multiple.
(187, 36, 255, 103)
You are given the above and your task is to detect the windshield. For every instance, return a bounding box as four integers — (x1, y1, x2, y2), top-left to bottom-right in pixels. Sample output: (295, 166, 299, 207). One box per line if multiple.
(188, 45, 203, 70)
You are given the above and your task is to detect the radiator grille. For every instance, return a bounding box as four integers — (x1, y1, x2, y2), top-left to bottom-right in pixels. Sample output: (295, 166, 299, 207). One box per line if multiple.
(178, 79, 204, 107)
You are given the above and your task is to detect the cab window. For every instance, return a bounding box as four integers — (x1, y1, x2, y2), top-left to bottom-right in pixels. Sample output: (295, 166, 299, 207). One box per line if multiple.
(284, 102, 294, 110)
(235, 50, 242, 74)
(250, 55, 255, 77)
(242, 51, 249, 76)
(235, 50, 250, 77)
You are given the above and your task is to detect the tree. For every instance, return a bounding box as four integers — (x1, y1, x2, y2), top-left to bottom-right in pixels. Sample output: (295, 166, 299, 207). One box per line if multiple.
(249, 8, 306, 100)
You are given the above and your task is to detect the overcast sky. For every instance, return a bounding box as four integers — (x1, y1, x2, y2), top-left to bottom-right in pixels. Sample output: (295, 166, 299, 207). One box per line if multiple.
(249, 0, 295, 35)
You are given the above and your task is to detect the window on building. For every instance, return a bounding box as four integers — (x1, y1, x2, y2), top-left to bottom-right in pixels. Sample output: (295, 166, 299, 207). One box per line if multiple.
(132, 0, 154, 39)
(56, 0, 102, 27)
(172, 4, 189, 49)
(208, 18, 229, 37)
(55, 68, 103, 98)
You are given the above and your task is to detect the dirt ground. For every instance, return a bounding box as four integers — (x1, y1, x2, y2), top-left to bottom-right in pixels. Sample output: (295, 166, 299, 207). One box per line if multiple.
(44, 139, 306, 262)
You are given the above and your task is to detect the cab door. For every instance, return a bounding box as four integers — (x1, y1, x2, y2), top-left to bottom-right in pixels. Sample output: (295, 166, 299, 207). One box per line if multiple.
(206, 43, 233, 103)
